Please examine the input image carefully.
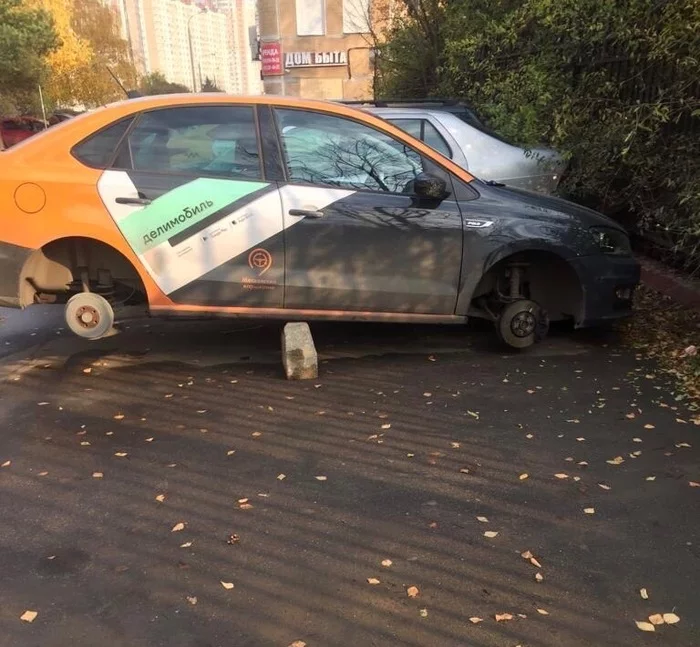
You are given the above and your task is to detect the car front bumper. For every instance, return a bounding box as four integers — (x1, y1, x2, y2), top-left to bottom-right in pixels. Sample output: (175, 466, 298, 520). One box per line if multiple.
(0, 241, 32, 308)
(570, 254, 641, 328)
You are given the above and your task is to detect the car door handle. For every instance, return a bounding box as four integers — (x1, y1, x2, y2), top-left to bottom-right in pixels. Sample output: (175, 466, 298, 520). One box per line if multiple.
(116, 196, 152, 206)
(288, 208, 324, 219)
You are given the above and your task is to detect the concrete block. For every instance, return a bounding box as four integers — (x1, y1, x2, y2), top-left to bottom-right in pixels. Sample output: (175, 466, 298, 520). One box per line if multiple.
(282, 322, 318, 380)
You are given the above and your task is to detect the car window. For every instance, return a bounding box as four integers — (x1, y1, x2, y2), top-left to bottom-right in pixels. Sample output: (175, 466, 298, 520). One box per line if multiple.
(274, 108, 424, 194)
(387, 118, 452, 159)
(422, 121, 452, 158)
(72, 117, 133, 168)
(115, 106, 261, 180)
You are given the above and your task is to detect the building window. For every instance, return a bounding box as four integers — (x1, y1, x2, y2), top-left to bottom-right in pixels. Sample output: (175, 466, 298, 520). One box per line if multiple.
(343, 0, 370, 33)
(296, 0, 325, 36)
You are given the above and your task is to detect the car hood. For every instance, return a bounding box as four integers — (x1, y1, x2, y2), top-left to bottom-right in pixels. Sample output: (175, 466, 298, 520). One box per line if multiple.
(476, 181, 627, 232)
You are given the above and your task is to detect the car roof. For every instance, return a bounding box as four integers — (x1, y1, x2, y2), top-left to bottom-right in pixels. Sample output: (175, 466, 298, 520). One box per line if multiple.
(4, 94, 475, 184)
(364, 106, 462, 119)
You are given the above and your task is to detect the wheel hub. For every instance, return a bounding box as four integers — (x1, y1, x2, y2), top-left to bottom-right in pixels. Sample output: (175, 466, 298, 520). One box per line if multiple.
(75, 305, 100, 329)
(510, 309, 537, 338)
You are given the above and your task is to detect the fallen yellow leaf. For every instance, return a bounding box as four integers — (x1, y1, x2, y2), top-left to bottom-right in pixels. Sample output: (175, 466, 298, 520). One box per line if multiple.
(155, 494, 166, 503)
(468, 616, 483, 624)
(288, 642, 307, 647)
(495, 613, 513, 621)
(367, 577, 381, 585)
(114, 452, 128, 457)
(186, 595, 197, 605)
(537, 608, 549, 615)
(114, 414, 124, 420)
(607, 456, 624, 465)
(381, 424, 391, 429)
(419, 608, 428, 617)
(381, 559, 392, 567)
(535, 572, 544, 582)
(92, 472, 103, 478)
(251, 431, 262, 437)
(646, 476, 657, 481)
(315, 475, 327, 481)
(554, 473, 569, 479)
(689, 481, 700, 488)
(648, 614, 664, 625)
(644, 424, 655, 429)
(519, 473, 529, 480)
(476, 516, 489, 523)
(640, 588, 649, 600)
(407, 586, 419, 598)
(171, 522, 185, 532)
(1, 460, 11, 468)
(583, 507, 595, 514)
(530, 557, 542, 568)
(484, 531, 499, 538)
(180, 542, 192, 548)
(521, 550, 533, 559)
(598, 483, 611, 490)
(226, 450, 236, 456)
(663, 613, 680, 624)
(220, 581, 234, 590)
(277, 474, 286, 480)
(20, 610, 37, 622)
(635, 620, 655, 632)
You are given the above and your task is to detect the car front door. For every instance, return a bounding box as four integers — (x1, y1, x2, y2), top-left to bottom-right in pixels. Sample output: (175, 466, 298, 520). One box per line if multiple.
(96, 104, 285, 307)
(273, 107, 464, 315)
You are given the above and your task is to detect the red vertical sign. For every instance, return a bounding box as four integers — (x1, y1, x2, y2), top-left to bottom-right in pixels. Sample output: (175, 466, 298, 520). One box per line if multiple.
(261, 42, 283, 77)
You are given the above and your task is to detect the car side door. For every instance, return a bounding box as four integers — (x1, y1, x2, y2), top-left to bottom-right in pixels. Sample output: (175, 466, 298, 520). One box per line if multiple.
(94, 104, 285, 307)
(273, 107, 464, 315)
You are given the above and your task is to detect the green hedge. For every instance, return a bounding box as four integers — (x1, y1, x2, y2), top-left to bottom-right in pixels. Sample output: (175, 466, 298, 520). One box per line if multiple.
(378, 0, 700, 274)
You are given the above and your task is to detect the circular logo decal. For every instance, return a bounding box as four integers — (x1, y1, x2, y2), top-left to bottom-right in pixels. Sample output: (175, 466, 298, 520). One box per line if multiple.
(248, 248, 272, 275)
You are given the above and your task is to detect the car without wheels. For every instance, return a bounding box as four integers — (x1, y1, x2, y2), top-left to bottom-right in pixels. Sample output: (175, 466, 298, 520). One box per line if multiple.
(0, 94, 639, 349)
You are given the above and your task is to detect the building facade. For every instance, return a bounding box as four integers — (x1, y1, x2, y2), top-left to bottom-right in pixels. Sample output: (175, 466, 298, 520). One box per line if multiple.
(258, 0, 377, 100)
(115, 0, 259, 94)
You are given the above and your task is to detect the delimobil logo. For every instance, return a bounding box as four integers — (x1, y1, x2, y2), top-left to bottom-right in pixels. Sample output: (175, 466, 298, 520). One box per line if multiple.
(248, 248, 272, 275)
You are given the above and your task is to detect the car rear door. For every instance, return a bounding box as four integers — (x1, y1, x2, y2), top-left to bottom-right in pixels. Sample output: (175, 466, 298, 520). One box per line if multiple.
(272, 107, 464, 314)
(93, 104, 286, 307)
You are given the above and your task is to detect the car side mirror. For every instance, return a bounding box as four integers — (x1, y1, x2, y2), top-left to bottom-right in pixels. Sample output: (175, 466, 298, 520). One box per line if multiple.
(414, 172, 447, 200)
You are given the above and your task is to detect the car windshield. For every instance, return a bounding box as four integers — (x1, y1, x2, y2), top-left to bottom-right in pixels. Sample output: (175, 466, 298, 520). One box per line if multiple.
(450, 107, 515, 145)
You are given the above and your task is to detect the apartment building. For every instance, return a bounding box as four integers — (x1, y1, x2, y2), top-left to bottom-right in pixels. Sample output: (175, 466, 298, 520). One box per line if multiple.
(258, 0, 381, 99)
(115, 0, 259, 94)
(213, 0, 262, 94)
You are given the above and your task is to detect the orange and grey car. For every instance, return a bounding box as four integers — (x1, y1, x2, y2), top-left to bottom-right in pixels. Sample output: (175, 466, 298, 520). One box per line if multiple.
(0, 95, 639, 348)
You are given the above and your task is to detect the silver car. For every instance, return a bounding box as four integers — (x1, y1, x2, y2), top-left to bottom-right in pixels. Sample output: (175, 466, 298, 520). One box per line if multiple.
(362, 106, 566, 194)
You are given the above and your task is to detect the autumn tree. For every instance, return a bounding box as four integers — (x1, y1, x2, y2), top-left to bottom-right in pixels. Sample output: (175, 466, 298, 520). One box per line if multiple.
(139, 72, 191, 96)
(26, 0, 93, 107)
(0, 0, 59, 115)
(70, 0, 138, 105)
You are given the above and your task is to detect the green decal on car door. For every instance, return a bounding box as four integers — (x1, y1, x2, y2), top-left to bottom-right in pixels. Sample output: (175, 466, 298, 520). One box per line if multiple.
(117, 177, 270, 253)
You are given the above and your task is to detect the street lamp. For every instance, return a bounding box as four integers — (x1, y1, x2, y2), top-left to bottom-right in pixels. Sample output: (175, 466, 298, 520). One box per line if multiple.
(187, 8, 206, 92)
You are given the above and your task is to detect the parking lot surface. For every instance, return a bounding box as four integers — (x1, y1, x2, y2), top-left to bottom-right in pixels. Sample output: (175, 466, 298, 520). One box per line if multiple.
(0, 307, 698, 646)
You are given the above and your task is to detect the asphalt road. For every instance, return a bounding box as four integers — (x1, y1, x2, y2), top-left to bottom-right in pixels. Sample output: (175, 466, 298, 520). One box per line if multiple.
(0, 306, 698, 647)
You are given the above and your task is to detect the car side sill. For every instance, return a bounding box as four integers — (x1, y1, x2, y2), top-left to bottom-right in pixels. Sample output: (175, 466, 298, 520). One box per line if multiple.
(150, 305, 468, 325)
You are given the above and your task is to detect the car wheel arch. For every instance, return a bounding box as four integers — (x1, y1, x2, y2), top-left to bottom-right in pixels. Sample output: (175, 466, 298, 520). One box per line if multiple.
(468, 245, 585, 325)
(19, 236, 147, 308)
